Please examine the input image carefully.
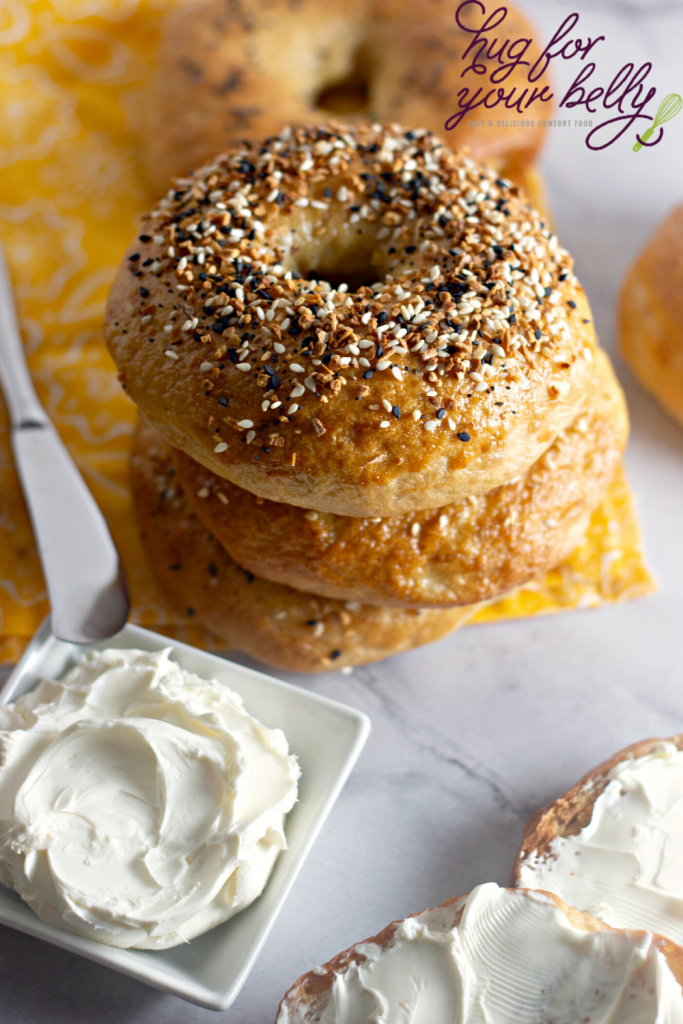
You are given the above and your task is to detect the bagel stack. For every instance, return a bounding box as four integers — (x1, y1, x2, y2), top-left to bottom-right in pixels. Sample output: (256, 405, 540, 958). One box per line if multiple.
(105, 121, 628, 672)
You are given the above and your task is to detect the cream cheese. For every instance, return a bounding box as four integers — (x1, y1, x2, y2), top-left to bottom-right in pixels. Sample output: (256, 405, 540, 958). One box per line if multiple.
(518, 742, 683, 943)
(0, 647, 299, 949)
(278, 884, 683, 1023)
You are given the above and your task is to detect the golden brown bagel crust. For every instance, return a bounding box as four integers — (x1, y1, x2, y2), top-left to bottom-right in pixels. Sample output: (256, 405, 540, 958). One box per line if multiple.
(620, 203, 683, 429)
(274, 887, 683, 1023)
(144, 0, 549, 190)
(174, 348, 626, 607)
(106, 123, 596, 517)
(511, 734, 683, 883)
(130, 421, 476, 672)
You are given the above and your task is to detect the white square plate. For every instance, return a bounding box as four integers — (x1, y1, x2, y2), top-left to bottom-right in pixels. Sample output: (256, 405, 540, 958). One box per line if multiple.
(0, 620, 370, 1009)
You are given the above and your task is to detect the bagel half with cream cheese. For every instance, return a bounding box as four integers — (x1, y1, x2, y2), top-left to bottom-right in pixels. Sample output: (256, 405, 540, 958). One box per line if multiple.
(274, 883, 683, 1023)
(512, 735, 683, 946)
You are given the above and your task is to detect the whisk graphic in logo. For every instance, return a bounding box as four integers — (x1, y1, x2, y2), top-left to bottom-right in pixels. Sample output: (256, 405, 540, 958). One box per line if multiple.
(447, 3, 680, 152)
(633, 94, 682, 151)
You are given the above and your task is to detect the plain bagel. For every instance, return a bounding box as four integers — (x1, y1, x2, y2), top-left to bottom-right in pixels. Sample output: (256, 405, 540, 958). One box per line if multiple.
(106, 122, 597, 517)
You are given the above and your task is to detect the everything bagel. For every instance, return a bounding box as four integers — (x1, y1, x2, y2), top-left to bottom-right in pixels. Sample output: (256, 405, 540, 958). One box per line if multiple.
(106, 122, 596, 518)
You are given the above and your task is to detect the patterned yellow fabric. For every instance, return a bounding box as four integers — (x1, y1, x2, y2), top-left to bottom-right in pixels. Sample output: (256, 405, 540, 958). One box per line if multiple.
(474, 468, 655, 625)
(0, 0, 655, 665)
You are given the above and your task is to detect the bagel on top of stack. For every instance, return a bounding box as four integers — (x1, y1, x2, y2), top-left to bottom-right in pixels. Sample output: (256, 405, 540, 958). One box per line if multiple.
(144, 0, 550, 193)
(105, 121, 627, 671)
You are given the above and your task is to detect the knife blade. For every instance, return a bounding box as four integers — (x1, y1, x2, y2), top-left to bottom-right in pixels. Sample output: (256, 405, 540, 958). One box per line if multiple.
(0, 240, 129, 643)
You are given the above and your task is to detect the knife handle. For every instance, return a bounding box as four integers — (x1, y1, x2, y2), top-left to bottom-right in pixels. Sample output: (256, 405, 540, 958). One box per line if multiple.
(0, 245, 47, 428)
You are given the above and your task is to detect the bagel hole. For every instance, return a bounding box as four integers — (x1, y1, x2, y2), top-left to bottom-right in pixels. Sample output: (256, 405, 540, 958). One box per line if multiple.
(310, 266, 377, 292)
(295, 238, 384, 293)
(315, 47, 370, 115)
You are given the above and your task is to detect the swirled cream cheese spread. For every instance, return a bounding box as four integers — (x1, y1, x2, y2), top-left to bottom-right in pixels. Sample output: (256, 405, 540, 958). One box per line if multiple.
(277, 884, 683, 1024)
(0, 647, 299, 949)
(518, 742, 683, 943)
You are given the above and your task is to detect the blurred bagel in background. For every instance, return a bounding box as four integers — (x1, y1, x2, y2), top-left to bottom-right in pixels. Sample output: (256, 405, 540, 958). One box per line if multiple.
(620, 203, 683, 430)
(144, 0, 550, 191)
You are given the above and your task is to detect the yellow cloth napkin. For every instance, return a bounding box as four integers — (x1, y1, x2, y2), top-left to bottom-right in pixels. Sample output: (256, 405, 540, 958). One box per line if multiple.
(0, 0, 655, 664)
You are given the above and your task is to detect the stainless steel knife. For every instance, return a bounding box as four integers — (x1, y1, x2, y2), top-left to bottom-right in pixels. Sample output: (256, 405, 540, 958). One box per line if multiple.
(0, 241, 129, 643)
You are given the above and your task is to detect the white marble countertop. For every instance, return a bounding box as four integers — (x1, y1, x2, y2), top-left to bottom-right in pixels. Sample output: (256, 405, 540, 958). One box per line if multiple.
(2, 1, 683, 1020)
